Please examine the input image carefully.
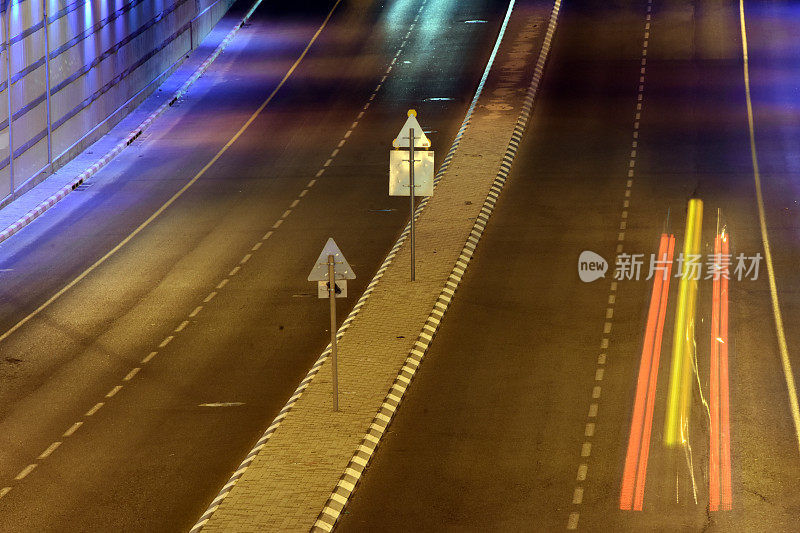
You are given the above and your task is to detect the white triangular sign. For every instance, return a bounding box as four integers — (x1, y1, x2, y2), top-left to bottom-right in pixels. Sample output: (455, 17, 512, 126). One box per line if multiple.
(308, 238, 356, 281)
(392, 114, 431, 148)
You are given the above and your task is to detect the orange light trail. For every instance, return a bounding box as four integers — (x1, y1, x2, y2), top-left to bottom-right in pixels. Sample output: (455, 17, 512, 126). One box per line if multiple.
(710, 231, 732, 511)
(620, 233, 675, 510)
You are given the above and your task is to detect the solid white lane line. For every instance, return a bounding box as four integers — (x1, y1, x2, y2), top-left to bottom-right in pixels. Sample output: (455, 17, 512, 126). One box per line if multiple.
(739, 0, 800, 452)
(0, 0, 345, 347)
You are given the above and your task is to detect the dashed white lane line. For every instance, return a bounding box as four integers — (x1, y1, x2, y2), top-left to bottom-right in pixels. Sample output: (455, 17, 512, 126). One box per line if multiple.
(289, 199, 300, 209)
(0, 487, 10, 499)
(85, 402, 104, 417)
(203, 292, 217, 303)
(229, 266, 241, 277)
(63, 422, 83, 438)
(189, 305, 203, 318)
(272, 219, 283, 229)
(216, 279, 229, 290)
(568, 0, 654, 529)
(159, 335, 174, 348)
(175, 320, 190, 331)
(252, 241, 263, 251)
(240, 254, 252, 264)
(14, 465, 36, 481)
(38, 442, 61, 460)
(123, 368, 141, 381)
(142, 351, 158, 364)
(106, 385, 122, 398)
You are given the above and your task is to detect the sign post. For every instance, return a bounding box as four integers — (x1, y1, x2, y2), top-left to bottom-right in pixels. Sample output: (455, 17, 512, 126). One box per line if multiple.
(327, 254, 338, 411)
(390, 110, 434, 282)
(308, 238, 355, 411)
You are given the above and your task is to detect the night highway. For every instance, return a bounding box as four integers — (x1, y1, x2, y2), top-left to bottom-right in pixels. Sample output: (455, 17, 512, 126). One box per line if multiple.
(0, 0, 799, 531)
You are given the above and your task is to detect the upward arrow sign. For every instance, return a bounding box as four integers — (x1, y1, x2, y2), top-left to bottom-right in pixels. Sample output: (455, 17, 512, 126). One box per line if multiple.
(392, 111, 431, 148)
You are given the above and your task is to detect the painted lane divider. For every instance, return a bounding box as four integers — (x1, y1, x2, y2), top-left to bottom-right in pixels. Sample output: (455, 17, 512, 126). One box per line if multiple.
(664, 199, 703, 447)
(620, 233, 675, 511)
(739, 0, 800, 455)
(709, 231, 732, 511)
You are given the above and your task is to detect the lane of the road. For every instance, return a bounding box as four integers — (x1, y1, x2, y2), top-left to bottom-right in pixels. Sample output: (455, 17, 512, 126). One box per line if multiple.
(0, 0, 514, 530)
(340, 0, 800, 530)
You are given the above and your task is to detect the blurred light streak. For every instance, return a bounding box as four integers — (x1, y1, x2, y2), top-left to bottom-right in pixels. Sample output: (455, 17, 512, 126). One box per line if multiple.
(664, 199, 703, 447)
(620, 233, 675, 510)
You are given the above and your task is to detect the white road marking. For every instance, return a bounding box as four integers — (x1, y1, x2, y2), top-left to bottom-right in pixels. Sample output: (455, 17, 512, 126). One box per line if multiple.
(0, 0, 342, 347)
(216, 279, 229, 290)
(199, 402, 245, 407)
(240, 254, 252, 264)
(38, 442, 61, 459)
(85, 403, 104, 416)
(204, 292, 217, 303)
(124, 368, 141, 381)
(15, 464, 36, 481)
(106, 385, 122, 398)
(142, 351, 158, 364)
(176, 320, 190, 331)
(190, 305, 203, 317)
(159, 336, 174, 348)
(573, 487, 584, 504)
(567, 512, 579, 530)
(63, 422, 83, 437)
(0, 487, 10, 499)
(739, 0, 800, 451)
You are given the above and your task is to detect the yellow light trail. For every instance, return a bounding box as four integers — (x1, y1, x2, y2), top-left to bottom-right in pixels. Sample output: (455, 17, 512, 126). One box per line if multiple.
(664, 199, 703, 446)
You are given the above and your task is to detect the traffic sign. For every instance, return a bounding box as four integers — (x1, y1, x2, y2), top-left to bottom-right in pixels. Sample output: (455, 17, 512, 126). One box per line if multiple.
(392, 110, 431, 149)
(308, 238, 356, 281)
(317, 280, 347, 298)
(389, 150, 434, 196)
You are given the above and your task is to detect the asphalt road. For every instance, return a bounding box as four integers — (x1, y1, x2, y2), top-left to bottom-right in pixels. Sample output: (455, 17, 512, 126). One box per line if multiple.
(0, 0, 512, 530)
(339, 0, 800, 531)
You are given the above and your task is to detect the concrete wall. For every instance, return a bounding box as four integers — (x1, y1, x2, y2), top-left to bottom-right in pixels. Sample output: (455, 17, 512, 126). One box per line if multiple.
(0, 0, 236, 206)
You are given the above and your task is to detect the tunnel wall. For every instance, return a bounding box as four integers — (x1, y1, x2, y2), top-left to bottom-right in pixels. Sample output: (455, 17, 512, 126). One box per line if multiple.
(0, 0, 237, 207)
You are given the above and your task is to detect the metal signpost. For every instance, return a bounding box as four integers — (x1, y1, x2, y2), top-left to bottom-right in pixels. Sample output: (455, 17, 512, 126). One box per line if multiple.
(308, 238, 355, 411)
(390, 110, 434, 281)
